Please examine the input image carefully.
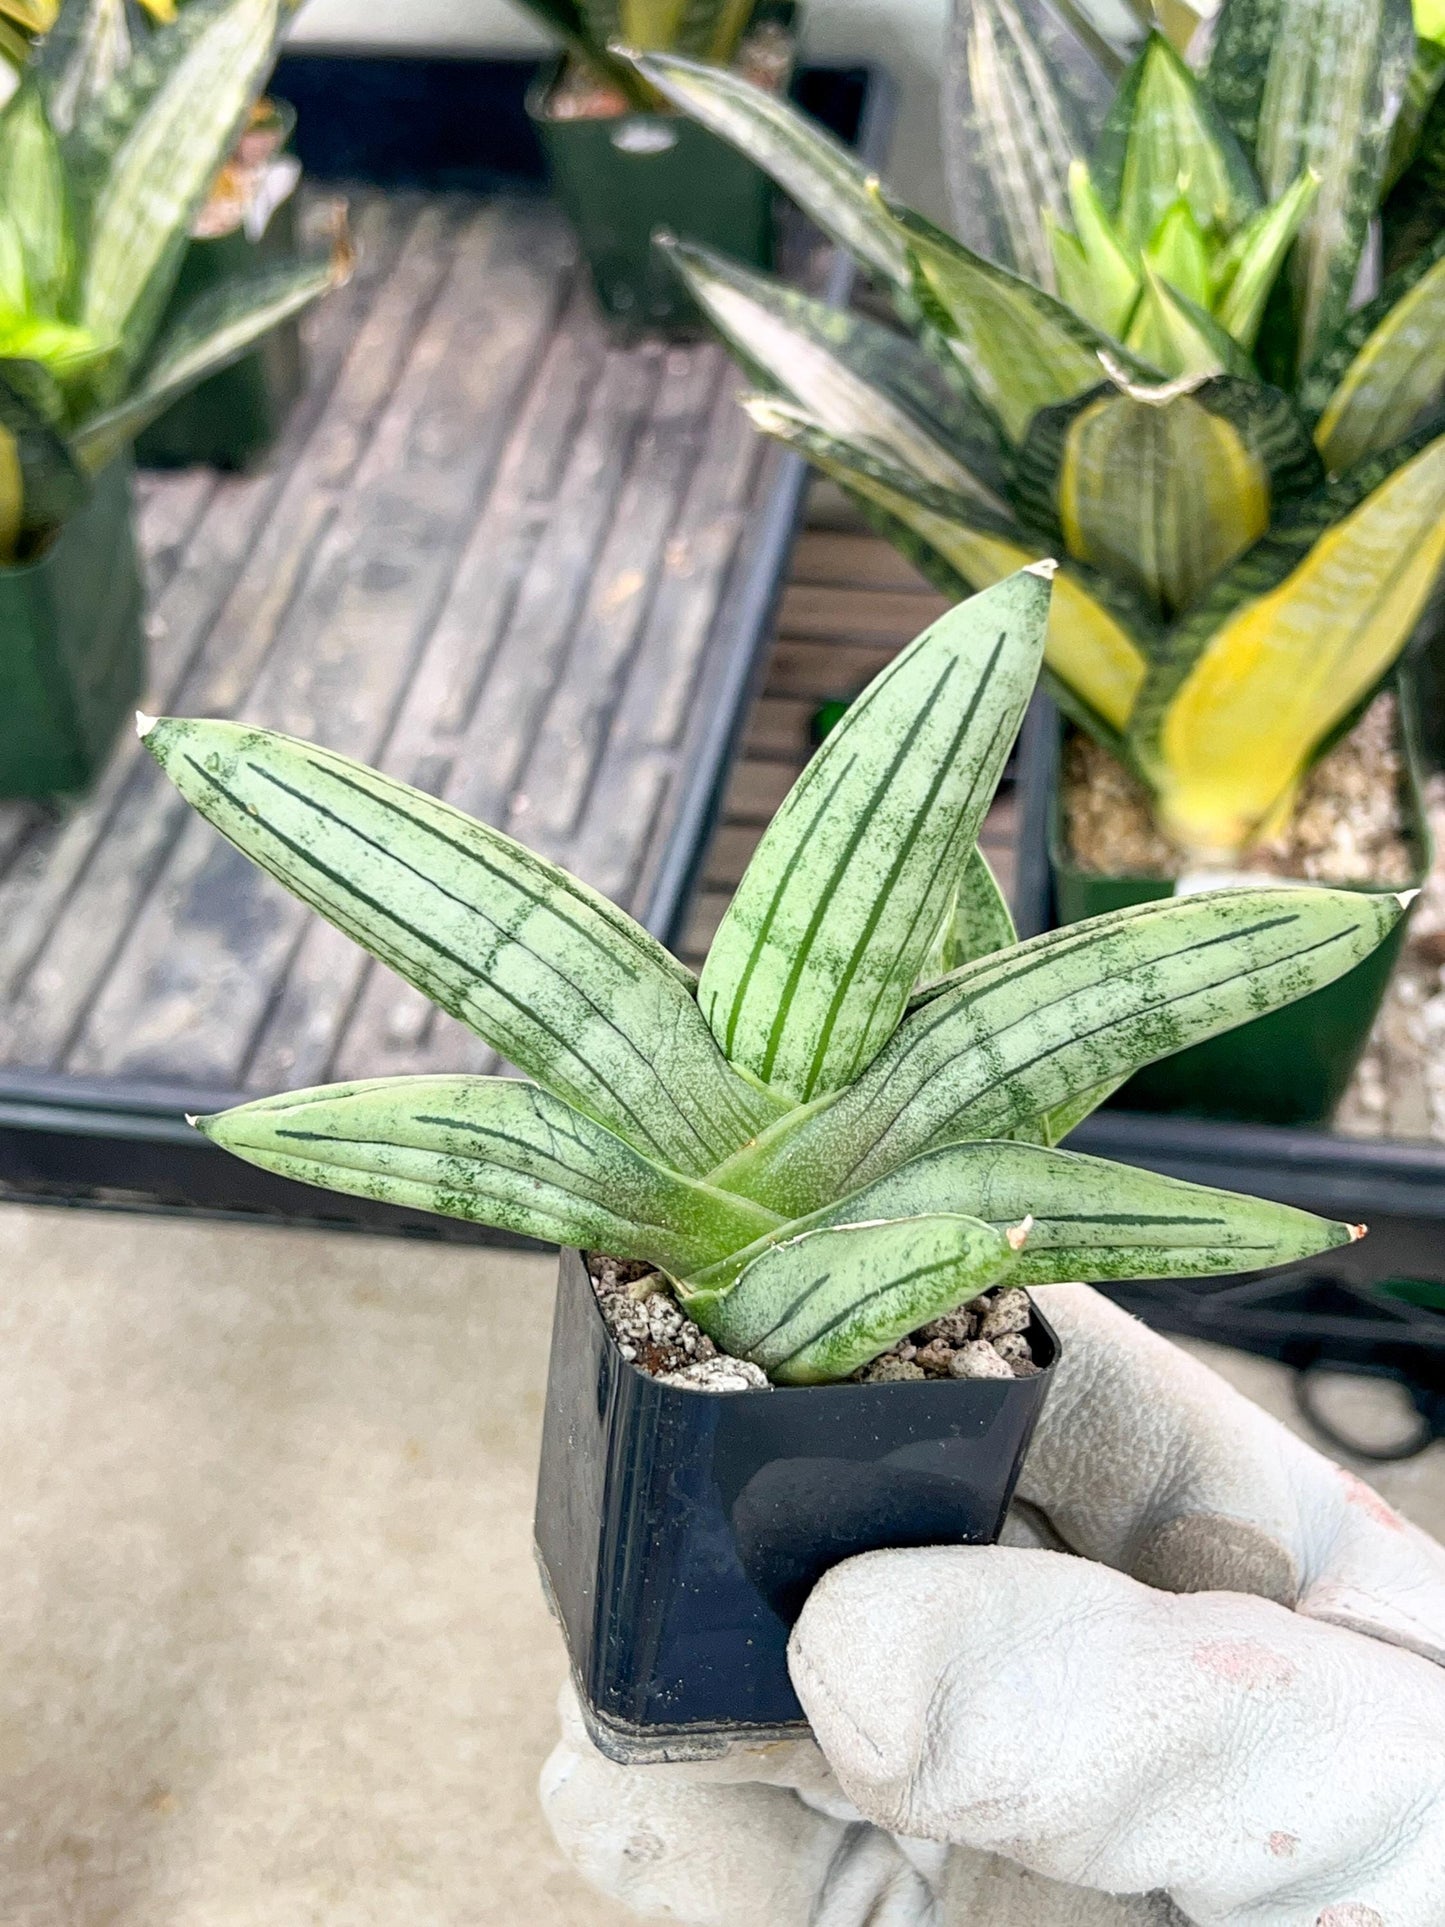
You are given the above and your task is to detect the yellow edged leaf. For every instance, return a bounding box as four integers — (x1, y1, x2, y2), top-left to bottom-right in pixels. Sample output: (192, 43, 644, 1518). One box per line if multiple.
(0, 421, 20, 562)
(1152, 433, 1445, 854)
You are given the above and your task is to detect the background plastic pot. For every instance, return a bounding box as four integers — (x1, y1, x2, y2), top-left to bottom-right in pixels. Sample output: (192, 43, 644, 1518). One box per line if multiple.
(1047, 698, 1430, 1127)
(135, 162, 304, 472)
(0, 462, 145, 801)
(534, 1248, 1059, 1763)
(527, 60, 778, 332)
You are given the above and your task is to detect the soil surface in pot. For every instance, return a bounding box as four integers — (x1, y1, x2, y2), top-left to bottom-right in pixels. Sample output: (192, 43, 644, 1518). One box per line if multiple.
(544, 25, 792, 122)
(1063, 693, 1415, 886)
(586, 1253, 1040, 1392)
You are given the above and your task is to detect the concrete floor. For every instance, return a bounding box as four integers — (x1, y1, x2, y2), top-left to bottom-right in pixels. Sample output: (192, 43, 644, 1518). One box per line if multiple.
(0, 1203, 1439, 1924)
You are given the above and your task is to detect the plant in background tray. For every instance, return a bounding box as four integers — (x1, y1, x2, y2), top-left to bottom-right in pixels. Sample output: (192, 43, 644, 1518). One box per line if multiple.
(628, 0, 1445, 865)
(142, 564, 1395, 1386)
(519, 0, 796, 328)
(0, 0, 348, 799)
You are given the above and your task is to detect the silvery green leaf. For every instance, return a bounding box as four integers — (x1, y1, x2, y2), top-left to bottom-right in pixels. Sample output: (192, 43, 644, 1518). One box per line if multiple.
(813, 1138, 1361, 1281)
(197, 1076, 785, 1276)
(714, 885, 1408, 1215)
(699, 567, 1052, 1103)
(631, 50, 911, 286)
(141, 718, 789, 1178)
(693, 1213, 1018, 1382)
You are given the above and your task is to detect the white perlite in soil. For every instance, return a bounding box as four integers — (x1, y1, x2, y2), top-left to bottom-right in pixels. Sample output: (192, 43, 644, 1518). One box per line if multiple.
(585, 1255, 1038, 1392)
(1064, 693, 1415, 886)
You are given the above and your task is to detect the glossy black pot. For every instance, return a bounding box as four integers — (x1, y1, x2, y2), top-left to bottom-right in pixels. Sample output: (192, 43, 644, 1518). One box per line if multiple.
(534, 1248, 1059, 1762)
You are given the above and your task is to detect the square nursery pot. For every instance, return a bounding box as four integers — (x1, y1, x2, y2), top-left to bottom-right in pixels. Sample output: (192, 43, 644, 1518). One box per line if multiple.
(135, 176, 304, 472)
(534, 1248, 1059, 1763)
(1048, 701, 1430, 1128)
(527, 60, 778, 332)
(0, 461, 145, 801)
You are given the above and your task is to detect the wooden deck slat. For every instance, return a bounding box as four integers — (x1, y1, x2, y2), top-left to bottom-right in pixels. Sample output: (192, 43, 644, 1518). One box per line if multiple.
(70, 202, 573, 1084)
(0, 192, 432, 1064)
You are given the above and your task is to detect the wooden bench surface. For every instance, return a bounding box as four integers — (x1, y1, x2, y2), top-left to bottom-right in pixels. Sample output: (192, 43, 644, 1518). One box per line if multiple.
(0, 190, 779, 1102)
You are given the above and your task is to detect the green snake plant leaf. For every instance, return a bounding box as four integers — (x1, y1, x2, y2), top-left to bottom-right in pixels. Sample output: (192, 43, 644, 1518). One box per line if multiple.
(613, 0, 756, 62)
(742, 398, 1155, 738)
(711, 886, 1407, 1215)
(1095, 32, 1261, 251)
(1048, 161, 1141, 336)
(943, 0, 1101, 290)
(805, 1138, 1361, 1282)
(697, 566, 1053, 1103)
(690, 1214, 1020, 1382)
(918, 844, 1019, 986)
(1028, 1070, 1132, 1143)
(1208, 0, 1416, 371)
(629, 51, 911, 287)
(1013, 373, 1323, 616)
(1129, 426, 1445, 853)
(36, 0, 131, 136)
(76, 0, 282, 386)
(1123, 259, 1254, 378)
(73, 240, 352, 473)
(518, 0, 654, 100)
(1210, 167, 1319, 350)
(196, 1076, 785, 1278)
(662, 239, 1009, 508)
(1383, 61, 1445, 272)
(1301, 230, 1445, 471)
(887, 196, 1155, 443)
(140, 718, 789, 1176)
(0, 84, 73, 315)
(0, 359, 87, 550)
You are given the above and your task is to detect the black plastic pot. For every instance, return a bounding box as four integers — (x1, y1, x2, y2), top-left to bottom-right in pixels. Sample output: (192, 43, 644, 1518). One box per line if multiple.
(1044, 702, 1429, 1127)
(135, 179, 304, 472)
(527, 59, 778, 332)
(0, 461, 145, 801)
(534, 1249, 1058, 1762)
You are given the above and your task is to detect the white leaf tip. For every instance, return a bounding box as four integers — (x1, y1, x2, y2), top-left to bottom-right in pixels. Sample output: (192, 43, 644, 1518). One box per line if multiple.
(1007, 1214, 1034, 1251)
(1397, 888, 1421, 909)
(184, 1113, 200, 1129)
(1349, 1222, 1368, 1242)
(135, 710, 158, 739)
(1024, 558, 1058, 581)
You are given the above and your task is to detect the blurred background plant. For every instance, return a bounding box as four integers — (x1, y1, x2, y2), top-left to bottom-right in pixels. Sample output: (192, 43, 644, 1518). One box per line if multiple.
(635, 0, 1445, 861)
(516, 0, 788, 109)
(0, 0, 346, 562)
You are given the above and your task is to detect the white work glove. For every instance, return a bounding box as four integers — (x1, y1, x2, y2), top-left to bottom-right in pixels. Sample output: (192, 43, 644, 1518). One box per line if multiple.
(542, 1284, 1445, 1927)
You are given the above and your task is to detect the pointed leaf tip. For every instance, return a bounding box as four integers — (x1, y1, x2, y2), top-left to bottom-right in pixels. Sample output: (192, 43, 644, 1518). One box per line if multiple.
(1349, 1223, 1368, 1241)
(1398, 889, 1421, 909)
(1006, 1214, 1034, 1250)
(184, 1113, 200, 1129)
(135, 711, 157, 738)
(1025, 559, 1059, 579)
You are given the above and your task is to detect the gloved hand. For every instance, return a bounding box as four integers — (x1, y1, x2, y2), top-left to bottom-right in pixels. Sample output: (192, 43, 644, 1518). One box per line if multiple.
(542, 1284, 1445, 1927)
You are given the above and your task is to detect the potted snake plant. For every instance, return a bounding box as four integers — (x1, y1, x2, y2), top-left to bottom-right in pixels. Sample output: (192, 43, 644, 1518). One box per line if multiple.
(620, 0, 1445, 1125)
(0, 0, 347, 800)
(140, 565, 1394, 1758)
(519, 0, 797, 329)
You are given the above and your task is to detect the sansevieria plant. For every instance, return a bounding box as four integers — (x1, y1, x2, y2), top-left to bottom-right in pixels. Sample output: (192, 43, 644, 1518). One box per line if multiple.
(141, 567, 1396, 1384)
(627, 0, 1445, 860)
(0, 0, 346, 562)
(516, 0, 776, 110)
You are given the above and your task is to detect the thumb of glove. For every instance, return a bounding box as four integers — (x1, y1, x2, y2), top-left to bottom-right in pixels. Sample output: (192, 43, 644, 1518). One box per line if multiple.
(789, 1544, 1445, 1927)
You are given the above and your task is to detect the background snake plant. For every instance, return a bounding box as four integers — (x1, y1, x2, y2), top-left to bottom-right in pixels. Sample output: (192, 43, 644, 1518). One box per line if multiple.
(143, 567, 1396, 1385)
(515, 0, 780, 113)
(630, 0, 1445, 861)
(0, 0, 345, 562)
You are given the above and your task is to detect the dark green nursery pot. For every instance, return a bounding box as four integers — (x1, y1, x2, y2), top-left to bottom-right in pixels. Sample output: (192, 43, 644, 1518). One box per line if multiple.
(1049, 706, 1429, 1128)
(528, 62, 777, 332)
(135, 170, 304, 471)
(0, 462, 145, 801)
